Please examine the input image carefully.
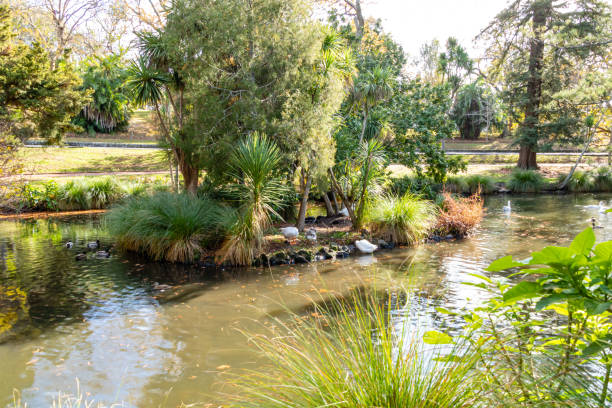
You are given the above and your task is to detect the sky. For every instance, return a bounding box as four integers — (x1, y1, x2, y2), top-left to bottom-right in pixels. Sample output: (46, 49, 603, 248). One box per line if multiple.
(359, 0, 511, 59)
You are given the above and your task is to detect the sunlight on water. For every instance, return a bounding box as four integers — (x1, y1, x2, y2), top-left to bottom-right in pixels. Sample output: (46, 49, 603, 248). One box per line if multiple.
(0, 194, 611, 407)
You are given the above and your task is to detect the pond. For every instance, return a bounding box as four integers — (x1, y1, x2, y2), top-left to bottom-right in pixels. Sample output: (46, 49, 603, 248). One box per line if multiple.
(1, 194, 611, 407)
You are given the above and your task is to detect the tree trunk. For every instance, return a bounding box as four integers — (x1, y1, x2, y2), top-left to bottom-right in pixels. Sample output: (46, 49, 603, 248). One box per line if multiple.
(359, 106, 369, 144)
(296, 171, 312, 232)
(330, 190, 341, 213)
(328, 169, 357, 225)
(353, 0, 365, 38)
(322, 192, 335, 217)
(559, 118, 602, 190)
(181, 165, 199, 194)
(517, 1, 548, 170)
(517, 144, 538, 170)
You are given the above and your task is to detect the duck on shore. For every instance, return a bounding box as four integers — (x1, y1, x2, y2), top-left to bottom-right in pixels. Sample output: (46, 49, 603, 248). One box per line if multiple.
(355, 239, 377, 254)
(306, 228, 317, 242)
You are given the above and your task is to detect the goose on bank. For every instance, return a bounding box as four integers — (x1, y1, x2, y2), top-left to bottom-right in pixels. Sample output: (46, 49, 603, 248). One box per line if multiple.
(279, 227, 299, 240)
(355, 239, 377, 254)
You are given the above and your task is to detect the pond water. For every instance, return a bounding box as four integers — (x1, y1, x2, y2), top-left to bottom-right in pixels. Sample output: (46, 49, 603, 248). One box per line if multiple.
(1, 194, 612, 407)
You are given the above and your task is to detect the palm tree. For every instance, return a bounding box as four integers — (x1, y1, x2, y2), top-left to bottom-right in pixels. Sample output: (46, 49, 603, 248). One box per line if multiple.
(219, 133, 288, 265)
(351, 66, 395, 144)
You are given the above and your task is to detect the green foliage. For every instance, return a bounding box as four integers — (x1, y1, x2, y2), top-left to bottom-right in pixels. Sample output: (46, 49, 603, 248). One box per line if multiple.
(565, 170, 596, 192)
(107, 192, 227, 263)
(458, 228, 612, 406)
(75, 54, 132, 133)
(464, 175, 496, 194)
(368, 194, 437, 245)
(388, 80, 466, 183)
(508, 169, 545, 193)
(451, 81, 498, 140)
(218, 133, 288, 265)
(20, 181, 61, 211)
(227, 291, 484, 408)
(436, 37, 474, 98)
(593, 166, 612, 192)
(0, 5, 88, 144)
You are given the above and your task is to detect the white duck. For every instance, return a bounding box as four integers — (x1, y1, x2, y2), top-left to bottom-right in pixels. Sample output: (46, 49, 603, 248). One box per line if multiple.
(355, 239, 378, 254)
(306, 228, 317, 242)
(584, 201, 605, 209)
(503, 201, 511, 213)
(338, 207, 349, 217)
(280, 227, 299, 241)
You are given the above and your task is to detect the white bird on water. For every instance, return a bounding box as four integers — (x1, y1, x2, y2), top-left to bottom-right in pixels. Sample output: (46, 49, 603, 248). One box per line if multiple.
(503, 201, 512, 213)
(355, 239, 378, 254)
(279, 227, 299, 240)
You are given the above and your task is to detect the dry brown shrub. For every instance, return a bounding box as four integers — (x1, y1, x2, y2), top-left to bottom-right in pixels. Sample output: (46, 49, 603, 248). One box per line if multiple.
(434, 192, 484, 238)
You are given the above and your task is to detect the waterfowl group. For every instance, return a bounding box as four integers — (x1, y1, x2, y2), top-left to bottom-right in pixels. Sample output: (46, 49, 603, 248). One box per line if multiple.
(66, 239, 110, 260)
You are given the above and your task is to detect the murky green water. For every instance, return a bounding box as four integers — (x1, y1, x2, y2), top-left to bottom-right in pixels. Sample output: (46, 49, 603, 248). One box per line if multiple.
(1, 194, 611, 407)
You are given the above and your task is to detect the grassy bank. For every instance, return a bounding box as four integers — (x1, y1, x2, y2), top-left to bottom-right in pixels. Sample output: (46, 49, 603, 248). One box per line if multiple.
(17, 147, 167, 174)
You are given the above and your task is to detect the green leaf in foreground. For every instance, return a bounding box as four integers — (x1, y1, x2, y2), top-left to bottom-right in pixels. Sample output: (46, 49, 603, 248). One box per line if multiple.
(486, 255, 525, 272)
(423, 330, 454, 345)
(502, 281, 541, 304)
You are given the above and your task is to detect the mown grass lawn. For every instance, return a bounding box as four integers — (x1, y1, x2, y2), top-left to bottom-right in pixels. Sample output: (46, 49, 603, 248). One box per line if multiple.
(19, 147, 168, 174)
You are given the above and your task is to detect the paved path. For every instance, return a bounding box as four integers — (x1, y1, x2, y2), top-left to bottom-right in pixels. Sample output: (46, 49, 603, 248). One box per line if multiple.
(4, 170, 167, 181)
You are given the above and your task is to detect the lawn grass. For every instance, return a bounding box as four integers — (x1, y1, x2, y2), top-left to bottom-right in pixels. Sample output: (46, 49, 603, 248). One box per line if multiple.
(18, 147, 169, 174)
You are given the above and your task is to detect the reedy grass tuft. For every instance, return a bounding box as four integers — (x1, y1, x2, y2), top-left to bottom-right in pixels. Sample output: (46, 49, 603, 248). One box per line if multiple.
(443, 175, 469, 194)
(226, 291, 486, 408)
(592, 166, 612, 192)
(464, 174, 496, 194)
(564, 170, 595, 192)
(106, 192, 227, 263)
(507, 169, 545, 193)
(368, 194, 437, 245)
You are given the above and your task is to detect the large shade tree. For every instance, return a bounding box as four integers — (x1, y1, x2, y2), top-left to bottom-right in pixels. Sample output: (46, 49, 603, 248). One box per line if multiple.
(480, 0, 612, 169)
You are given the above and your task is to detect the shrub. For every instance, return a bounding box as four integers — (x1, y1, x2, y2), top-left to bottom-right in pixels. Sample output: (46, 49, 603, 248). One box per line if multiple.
(464, 174, 495, 194)
(507, 169, 545, 193)
(107, 192, 228, 263)
(20, 181, 61, 211)
(434, 192, 484, 238)
(226, 291, 485, 408)
(58, 180, 91, 210)
(368, 194, 437, 245)
(388, 176, 438, 200)
(592, 166, 612, 192)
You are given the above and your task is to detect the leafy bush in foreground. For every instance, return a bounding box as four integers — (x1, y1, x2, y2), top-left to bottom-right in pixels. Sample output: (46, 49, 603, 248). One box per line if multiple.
(434, 192, 484, 237)
(368, 194, 437, 245)
(107, 192, 228, 263)
(507, 169, 545, 193)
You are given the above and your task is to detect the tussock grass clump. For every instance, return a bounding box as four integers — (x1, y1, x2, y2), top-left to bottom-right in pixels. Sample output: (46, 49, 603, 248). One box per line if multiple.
(435, 192, 484, 237)
(226, 292, 485, 408)
(508, 169, 545, 193)
(444, 175, 469, 194)
(368, 194, 437, 245)
(464, 174, 496, 194)
(564, 170, 595, 192)
(107, 192, 227, 263)
(592, 166, 612, 192)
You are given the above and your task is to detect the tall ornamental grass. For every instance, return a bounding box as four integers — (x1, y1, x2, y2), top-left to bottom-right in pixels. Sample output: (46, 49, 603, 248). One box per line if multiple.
(226, 292, 485, 408)
(368, 194, 437, 245)
(464, 174, 496, 194)
(106, 192, 227, 263)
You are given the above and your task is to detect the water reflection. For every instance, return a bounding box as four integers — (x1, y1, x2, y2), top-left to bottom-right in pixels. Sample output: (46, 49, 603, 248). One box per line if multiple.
(0, 194, 611, 407)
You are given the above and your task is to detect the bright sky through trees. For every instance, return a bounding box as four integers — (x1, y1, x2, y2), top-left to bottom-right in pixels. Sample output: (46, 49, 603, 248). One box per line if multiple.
(363, 0, 510, 57)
